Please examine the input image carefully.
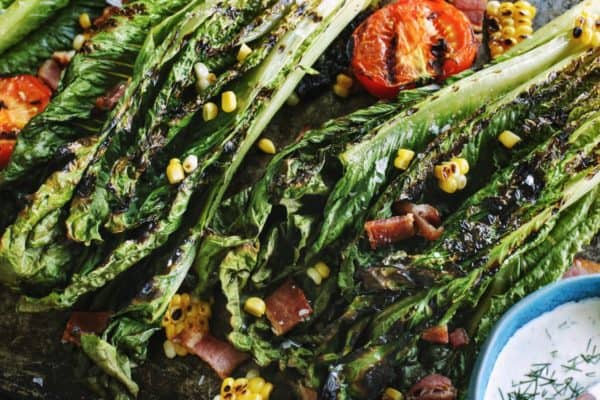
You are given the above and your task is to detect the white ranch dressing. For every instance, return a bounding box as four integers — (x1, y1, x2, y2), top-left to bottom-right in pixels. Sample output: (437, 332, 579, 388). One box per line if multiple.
(485, 297, 600, 400)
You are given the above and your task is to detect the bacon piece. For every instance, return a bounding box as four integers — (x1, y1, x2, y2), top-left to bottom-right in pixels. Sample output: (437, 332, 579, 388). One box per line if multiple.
(176, 332, 248, 379)
(37, 59, 62, 91)
(448, 0, 486, 33)
(62, 311, 111, 345)
(563, 258, 600, 278)
(408, 374, 457, 400)
(365, 214, 416, 249)
(449, 328, 469, 348)
(421, 325, 449, 344)
(95, 81, 127, 111)
(394, 201, 444, 241)
(51, 51, 76, 67)
(265, 280, 313, 336)
(94, 6, 121, 28)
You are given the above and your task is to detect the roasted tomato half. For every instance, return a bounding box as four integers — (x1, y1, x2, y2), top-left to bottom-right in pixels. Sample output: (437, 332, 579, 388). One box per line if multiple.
(0, 75, 52, 168)
(351, 0, 478, 98)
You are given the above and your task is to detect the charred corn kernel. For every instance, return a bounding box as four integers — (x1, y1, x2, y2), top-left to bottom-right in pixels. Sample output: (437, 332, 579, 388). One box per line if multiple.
(203, 102, 218, 121)
(451, 157, 469, 175)
(394, 148, 415, 170)
(73, 34, 86, 51)
(166, 159, 185, 184)
(260, 383, 274, 400)
(498, 130, 522, 148)
(239, 394, 261, 400)
(314, 261, 330, 279)
(336, 73, 353, 89)
(503, 36, 518, 47)
(221, 91, 237, 113)
(286, 92, 300, 106)
(439, 175, 458, 194)
(233, 378, 249, 395)
(173, 342, 188, 356)
(244, 297, 266, 317)
(383, 387, 404, 400)
(163, 340, 176, 359)
(79, 13, 91, 29)
(248, 377, 265, 393)
(182, 155, 198, 174)
(515, 25, 533, 37)
(237, 43, 252, 63)
(498, 2, 514, 17)
(486, 1, 500, 16)
(258, 138, 276, 154)
(455, 174, 467, 190)
(245, 369, 260, 379)
(333, 83, 350, 98)
(306, 267, 322, 285)
(221, 377, 235, 398)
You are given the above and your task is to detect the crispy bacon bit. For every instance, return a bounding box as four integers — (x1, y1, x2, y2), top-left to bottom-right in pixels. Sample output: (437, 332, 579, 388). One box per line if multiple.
(176, 332, 248, 379)
(94, 6, 121, 28)
(365, 214, 416, 249)
(421, 325, 449, 344)
(51, 51, 76, 67)
(563, 258, 600, 278)
(37, 59, 62, 91)
(265, 280, 313, 336)
(62, 311, 111, 345)
(408, 374, 457, 400)
(394, 201, 444, 241)
(448, 0, 486, 34)
(449, 328, 469, 348)
(95, 81, 127, 111)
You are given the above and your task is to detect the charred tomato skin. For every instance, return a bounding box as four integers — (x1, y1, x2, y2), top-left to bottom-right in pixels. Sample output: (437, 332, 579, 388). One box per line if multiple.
(351, 0, 478, 98)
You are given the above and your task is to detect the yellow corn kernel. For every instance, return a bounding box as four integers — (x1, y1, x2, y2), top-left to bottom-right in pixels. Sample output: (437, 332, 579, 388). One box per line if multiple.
(73, 34, 86, 51)
(180, 293, 191, 308)
(498, 2, 514, 17)
(221, 91, 237, 113)
(171, 293, 181, 306)
(451, 157, 469, 175)
(314, 261, 331, 279)
(514, 1, 536, 17)
(394, 148, 415, 170)
(260, 383, 274, 400)
(501, 17, 515, 26)
(165, 324, 176, 340)
(203, 102, 219, 121)
(244, 297, 266, 318)
(239, 393, 261, 400)
(501, 26, 516, 37)
(486, 1, 501, 16)
(286, 92, 300, 106)
(166, 160, 185, 184)
(382, 387, 404, 400)
(221, 377, 235, 398)
(455, 174, 467, 190)
(237, 43, 253, 63)
(515, 25, 533, 37)
(173, 342, 188, 356)
(174, 321, 185, 335)
(498, 130, 522, 148)
(248, 377, 265, 393)
(306, 267, 322, 285)
(233, 378, 250, 395)
(489, 43, 505, 58)
(79, 13, 92, 29)
(163, 340, 177, 359)
(182, 155, 198, 174)
(336, 73, 353, 90)
(258, 138, 276, 154)
(592, 32, 600, 48)
(515, 8, 533, 19)
(333, 83, 350, 98)
(439, 176, 458, 194)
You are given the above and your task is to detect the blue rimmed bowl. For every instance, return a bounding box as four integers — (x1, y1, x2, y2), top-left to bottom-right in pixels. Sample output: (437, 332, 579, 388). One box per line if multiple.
(468, 274, 600, 400)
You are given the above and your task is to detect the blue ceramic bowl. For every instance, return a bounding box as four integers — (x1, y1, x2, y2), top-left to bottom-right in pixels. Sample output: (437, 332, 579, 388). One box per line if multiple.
(468, 274, 600, 400)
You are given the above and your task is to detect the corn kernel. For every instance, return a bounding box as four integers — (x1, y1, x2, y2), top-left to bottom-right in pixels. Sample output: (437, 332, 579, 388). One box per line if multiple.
(233, 378, 249, 395)
(451, 157, 469, 175)
(166, 159, 185, 184)
(501, 17, 515, 26)
(336, 73, 353, 89)
(383, 387, 404, 400)
(221, 377, 235, 398)
(333, 83, 350, 98)
(79, 13, 92, 29)
(237, 43, 253, 63)
(244, 297, 266, 318)
(165, 324, 176, 340)
(394, 148, 415, 170)
(258, 138, 276, 154)
(221, 91, 237, 113)
(246, 369, 260, 379)
(489, 43, 505, 57)
(439, 176, 458, 194)
(73, 34, 86, 51)
(173, 342, 188, 356)
(314, 261, 331, 279)
(163, 340, 176, 359)
(501, 26, 516, 37)
(182, 155, 198, 174)
(306, 267, 322, 285)
(455, 174, 467, 190)
(248, 377, 265, 393)
(203, 102, 219, 121)
(592, 32, 600, 48)
(260, 383, 274, 400)
(239, 393, 261, 400)
(180, 293, 191, 308)
(498, 130, 522, 148)
(498, 2, 514, 17)
(286, 92, 300, 106)
(580, 27, 594, 45)
(486, 1, 501, 16)
(516, 25, 533, 37)
(171, 293, 181, 306)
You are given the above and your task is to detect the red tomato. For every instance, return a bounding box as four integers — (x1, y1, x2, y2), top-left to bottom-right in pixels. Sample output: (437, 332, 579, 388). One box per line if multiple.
(0, 75, 51, 168)
(351, 0, 478, 98)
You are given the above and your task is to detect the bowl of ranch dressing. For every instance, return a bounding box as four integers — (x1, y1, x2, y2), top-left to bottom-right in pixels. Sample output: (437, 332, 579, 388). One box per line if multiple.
(469, 274, 600, 400)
